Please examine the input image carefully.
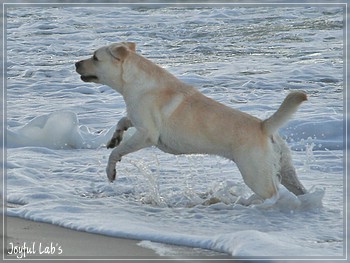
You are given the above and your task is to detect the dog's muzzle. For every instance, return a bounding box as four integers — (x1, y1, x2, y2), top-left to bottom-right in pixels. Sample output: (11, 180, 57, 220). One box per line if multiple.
(75, 61, 99, 83)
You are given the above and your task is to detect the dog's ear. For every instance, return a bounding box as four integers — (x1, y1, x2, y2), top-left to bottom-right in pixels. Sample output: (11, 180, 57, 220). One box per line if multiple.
(109, 45, 129, 61)
(123, 42, 136, 52)
(109, 42, 136, 61)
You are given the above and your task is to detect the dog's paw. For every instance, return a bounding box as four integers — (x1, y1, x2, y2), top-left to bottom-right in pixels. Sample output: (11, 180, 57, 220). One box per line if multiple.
(106, 133, 123, 149)
(106, 166, 117, 182)
(106, 138, 117, 149)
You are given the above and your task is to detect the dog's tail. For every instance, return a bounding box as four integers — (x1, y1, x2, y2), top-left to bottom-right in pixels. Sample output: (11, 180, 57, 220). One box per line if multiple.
(262, 91, 307, 136)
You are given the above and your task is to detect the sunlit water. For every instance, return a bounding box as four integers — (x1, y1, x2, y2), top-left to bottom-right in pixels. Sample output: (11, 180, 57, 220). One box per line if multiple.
(5, 5, 344, 258)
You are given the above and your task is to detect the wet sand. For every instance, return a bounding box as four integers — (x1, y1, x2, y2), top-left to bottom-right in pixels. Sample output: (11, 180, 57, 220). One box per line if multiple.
(3, 216, 159, 260)
(2, 216, 232, 262)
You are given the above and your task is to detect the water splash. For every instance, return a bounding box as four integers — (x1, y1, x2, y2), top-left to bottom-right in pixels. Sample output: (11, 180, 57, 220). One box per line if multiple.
(118, 154, 325, 212)
(130, 158, 166, 207)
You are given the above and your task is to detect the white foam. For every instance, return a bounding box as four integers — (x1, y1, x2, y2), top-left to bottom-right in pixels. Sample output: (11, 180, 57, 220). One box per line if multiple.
(7, 111, 131, 150)
(238, 185, 325, 212)
(211, 229, 330, 256)
(7, 111, 85, 149)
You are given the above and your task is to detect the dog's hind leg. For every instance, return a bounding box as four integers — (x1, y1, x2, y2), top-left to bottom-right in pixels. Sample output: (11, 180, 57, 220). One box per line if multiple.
(107, 117, 133, 149)
(235, 150, 280, 200)
(277, 136, 307, 195)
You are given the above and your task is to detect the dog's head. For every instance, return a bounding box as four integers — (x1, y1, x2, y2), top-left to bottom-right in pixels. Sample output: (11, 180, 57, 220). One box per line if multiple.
(75, 42, 136, 92)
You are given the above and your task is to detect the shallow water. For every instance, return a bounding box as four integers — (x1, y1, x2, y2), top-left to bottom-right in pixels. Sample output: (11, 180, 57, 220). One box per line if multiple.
(5, 4, 345, 259)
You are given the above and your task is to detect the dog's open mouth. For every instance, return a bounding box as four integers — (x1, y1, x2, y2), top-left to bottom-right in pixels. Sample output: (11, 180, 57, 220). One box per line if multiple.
(80, 75, 99, 82)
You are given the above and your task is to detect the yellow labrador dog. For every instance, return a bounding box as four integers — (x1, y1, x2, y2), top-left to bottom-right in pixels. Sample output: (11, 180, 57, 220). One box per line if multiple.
(76, 42, 307, 200)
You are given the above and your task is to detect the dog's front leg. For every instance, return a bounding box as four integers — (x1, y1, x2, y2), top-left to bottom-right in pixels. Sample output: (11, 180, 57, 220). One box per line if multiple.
(106, 127, 153, 182)
(106, 117, 133, 149)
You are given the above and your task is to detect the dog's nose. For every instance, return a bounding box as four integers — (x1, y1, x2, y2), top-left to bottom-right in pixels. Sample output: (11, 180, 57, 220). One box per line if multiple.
(75, 61, 81, 69)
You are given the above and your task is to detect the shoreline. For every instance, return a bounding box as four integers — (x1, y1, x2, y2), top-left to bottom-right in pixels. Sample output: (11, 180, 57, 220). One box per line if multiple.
(2, 216, 232, 262)
(3, 216, 160, 260)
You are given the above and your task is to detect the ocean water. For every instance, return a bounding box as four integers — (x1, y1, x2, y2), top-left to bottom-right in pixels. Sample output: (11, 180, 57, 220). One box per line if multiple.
(4, 4, 345, 260)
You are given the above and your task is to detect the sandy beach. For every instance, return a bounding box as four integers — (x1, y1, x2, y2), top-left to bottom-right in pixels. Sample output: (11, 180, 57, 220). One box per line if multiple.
(3, 216, 233, 262)
(3, 216, 160, 260)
